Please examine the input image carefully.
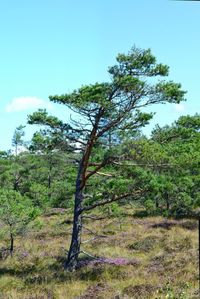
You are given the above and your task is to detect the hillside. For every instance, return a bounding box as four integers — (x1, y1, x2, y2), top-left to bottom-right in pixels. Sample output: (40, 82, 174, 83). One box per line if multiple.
(0, 208, 199, 299)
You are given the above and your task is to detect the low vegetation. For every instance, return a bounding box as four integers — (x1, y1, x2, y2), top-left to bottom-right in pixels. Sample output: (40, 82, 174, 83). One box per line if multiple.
(0, 207, 199, 298)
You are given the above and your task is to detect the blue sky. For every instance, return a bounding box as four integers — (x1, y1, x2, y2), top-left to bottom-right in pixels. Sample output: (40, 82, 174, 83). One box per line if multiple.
(0, 0, 199, 150)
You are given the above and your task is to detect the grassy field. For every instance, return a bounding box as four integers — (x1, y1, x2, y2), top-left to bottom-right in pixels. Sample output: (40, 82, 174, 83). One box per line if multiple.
(0, 207, 199, 299)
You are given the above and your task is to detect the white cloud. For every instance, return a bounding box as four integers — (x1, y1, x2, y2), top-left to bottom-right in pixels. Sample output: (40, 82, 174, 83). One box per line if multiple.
(173, 103, 186, 113)
(5, 96, 53, 112)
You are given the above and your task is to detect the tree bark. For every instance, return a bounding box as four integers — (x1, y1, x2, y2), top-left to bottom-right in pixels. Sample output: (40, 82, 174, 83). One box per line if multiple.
(64, 164, 84, 271)
(64, 108, 104, 270)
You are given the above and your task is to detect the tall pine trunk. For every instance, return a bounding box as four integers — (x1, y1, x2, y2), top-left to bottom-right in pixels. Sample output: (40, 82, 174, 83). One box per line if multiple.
(64, 114, 101, 270)
(64, 164, 84, 271)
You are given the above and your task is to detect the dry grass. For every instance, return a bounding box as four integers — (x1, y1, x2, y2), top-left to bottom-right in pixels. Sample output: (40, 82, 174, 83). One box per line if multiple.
(0, 209, 199, 299)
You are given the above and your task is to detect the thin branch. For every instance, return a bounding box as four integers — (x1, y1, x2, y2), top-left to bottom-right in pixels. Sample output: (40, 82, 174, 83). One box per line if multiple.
(96, 91, 146, 138)
(81, 237, 98, 244)
(113, 161, 178, 168)
(67, 136, 86, 146)
(70, 114, 91, 128)
(86, 170, 113, 178)
(80, 250, 97, 259)
(96, 171, 113, 177)
(97, 111, 126, 138)
(82, 191, 141, 212)
(82, 225, 100, 236)
(81, 235, 107, 244)
(82, 226, 107, 240)
(82, 215, 106, 221)
(85, 158, 110, 181)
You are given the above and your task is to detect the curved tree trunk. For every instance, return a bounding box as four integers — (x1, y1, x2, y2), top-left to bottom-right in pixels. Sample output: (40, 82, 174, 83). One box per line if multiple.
(64, 110, 103, 271)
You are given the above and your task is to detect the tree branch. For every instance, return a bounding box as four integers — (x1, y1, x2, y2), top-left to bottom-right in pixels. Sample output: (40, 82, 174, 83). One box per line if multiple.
(82, 191, 141, 212)
(81, 235, 107, 244)
(85, 158, 110, 181)
(82, 215, 106, 221)
(113, 161, 178, 168)
(95, 171, 113, 177)
(80, 250, 98, 259)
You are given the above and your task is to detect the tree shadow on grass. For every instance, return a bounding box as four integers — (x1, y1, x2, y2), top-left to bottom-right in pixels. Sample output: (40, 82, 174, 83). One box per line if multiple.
(150, 219, 198, 230)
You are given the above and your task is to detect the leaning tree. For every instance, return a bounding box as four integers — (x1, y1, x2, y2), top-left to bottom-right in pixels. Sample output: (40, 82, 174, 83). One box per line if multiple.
(28, 47, 186, 270)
